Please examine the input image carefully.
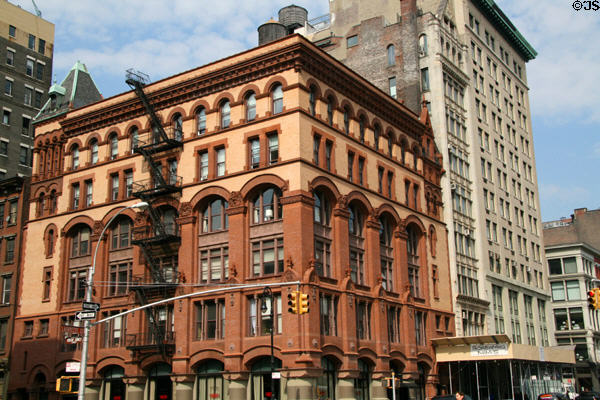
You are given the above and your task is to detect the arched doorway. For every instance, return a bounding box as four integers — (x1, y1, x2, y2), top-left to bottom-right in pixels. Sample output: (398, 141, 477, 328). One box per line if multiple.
(388, 360, 406, 400)
(354, 359, 371, 400)
(32, 372, 48, 400)
(196, 360, 227, 400)
(249, 357, 282, 400)
(101, 366, 125, 400)
(416, 363, 431, 400)
(317, 357, 338, 400)
(147, 363, 172, 400)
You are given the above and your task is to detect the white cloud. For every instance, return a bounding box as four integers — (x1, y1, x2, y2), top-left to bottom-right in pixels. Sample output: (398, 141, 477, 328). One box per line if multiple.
(539, 183, 592, 220)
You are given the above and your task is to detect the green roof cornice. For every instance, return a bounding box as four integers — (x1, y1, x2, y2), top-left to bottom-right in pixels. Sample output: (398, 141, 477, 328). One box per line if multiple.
(473, 0, 537, 61)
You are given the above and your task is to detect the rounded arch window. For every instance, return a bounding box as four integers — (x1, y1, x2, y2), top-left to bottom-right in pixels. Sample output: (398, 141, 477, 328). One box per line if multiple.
(359, 115, 366, 143)
(38, 191, 45, 216)
(373, 124, 381, 150)
(387, 44, 395, 66)
(407, 224, 421, 297)
(413, 147, 420, 170)
(196, 107, 206, 135)
(313, 190, 331, 226)
(200, 197, 229, 233)
(172, 113, 183, 141)
(271, 83, 283, 115)
(327, 95, 335, 126)
(101, 366, 125, 400)
(90, 138, 98, 165)
(419, 34, 428, 56)
(252, 187, 283, 224)
(130, 126, 139, 153)
(49, 189, 57, 214)
(348, 203, 364, 237)
(379, 214, 395, 291)
(70, 224, 91, 257)
(109, 133, 118, 160)
(71, 144, 79, 169)
(220, 100, 231, 129)
(343, 106, 351, 134)
(196, 360, 226, 399)
(245, 92, 256, 121)
(309, 85, 317, 116)
(46, 227, 55, 257)
(110, 217, 132, 250)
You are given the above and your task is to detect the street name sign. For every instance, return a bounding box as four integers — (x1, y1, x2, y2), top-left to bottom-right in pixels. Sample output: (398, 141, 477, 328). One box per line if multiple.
(75, 311, 97, 320)
(82, 302, 101, 311)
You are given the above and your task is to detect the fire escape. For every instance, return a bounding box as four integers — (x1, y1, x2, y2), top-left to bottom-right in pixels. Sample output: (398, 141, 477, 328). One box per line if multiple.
(124, 69, 182, 359)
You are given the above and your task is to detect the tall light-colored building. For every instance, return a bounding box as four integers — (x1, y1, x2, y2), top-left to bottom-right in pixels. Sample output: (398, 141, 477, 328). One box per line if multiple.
(544, 208, 600, 391)
(262, 0, 572, 397)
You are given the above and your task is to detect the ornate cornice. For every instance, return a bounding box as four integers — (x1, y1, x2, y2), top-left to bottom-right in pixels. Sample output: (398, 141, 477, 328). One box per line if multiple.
(57, 36, 428, 142)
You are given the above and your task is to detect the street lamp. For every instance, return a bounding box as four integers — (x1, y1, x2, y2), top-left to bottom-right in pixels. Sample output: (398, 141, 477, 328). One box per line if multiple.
(77, 201, 148, 400)
(261, 287, 275, 400)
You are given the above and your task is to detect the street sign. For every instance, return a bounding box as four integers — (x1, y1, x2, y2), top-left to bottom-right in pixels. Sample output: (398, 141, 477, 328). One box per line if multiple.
(82, 302, 101, 311)
(75, 311, 97, 320)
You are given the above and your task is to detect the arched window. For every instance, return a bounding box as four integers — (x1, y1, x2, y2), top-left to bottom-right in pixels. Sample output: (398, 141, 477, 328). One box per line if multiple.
(419, 34, 428, 56)
(90, 139, 98, 165)
(327, 96, 334, 126)
(46, 228, 54, 257)
(71, 225, 91, 257)
(109, 133, 118, 160)
(272, 84, 283, 115)
(68, 224, 91, 302)
(359, 115, 366, 143)
(407, 225, 421, 297)
(71, 144, 79, 169)
(317, 357, 337, 399)
(387, 44, 395, 66)
(252, 187, 283, 224)
(173, 113, 183, 141)
(343, 106, 350, 134)
(101, 366, 125, 399)
(199, 198, 229, 283)
(196, 107, 206, 135)
(379, 215, 395, 291)
(309, 85, 317, 116)
(314, 190, 332, 277)
(400, 141, 406, 164)
(354, 359, 371, 400)
(413, 147, 419, 170)
(373, 124, 381, 150)
(161, 208, 178, 236)
(313, 191, 331, 226)
(246, 92, 256, 121)
(38, 192, 45, 217)
(201, 198, 229, 233)
(348, 203, 365, 284)
(196, 360, 225, 399)
(130, 126, 139, 154)
(49, 189, 57, 214)
(388, 134, 394, 156)
(220, 100, 230, 129)
(111, 218, 132, 250)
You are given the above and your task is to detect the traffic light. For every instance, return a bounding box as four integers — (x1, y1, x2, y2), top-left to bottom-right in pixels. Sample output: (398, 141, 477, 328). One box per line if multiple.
(589, 288, 600, 310)
(56, 376, 79, 394)
(288, 291, 299, 314)
(298, 292, 309, 314)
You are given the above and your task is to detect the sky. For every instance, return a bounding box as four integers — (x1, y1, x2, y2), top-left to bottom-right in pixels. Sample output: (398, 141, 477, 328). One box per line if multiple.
(10, 0, 600, 222)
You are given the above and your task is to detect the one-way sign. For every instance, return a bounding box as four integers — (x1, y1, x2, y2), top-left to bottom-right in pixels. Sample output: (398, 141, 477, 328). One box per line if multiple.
(75, 311, 97, 320)
(82, 302, 101, 311)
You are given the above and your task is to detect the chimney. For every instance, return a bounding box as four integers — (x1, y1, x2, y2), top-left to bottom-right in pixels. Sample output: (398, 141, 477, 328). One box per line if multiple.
(574, 208, 588, 218)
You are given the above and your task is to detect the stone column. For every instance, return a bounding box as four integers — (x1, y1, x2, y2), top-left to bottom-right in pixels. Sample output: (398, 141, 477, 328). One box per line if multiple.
(337, 378, 356, 400)
(173, 379, 193, 400)
(285, 377, 316, 399)
(125, 380, 145, 400)
(226, 378, 247, 400)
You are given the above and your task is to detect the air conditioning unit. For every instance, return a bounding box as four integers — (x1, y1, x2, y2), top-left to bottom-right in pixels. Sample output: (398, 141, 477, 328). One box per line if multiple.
(526, 266, 531, 272)
(448, 145, 455, 154)
(265, 209, 274, 219)
(512, 261, 517, 267)
(450, 182, 457, 191)
(464, 228, 471, 236)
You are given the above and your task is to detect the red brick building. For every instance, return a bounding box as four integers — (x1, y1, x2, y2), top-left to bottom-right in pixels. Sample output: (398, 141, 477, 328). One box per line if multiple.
(0, 176, 30, 400)
(9, 35, 453, 400)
